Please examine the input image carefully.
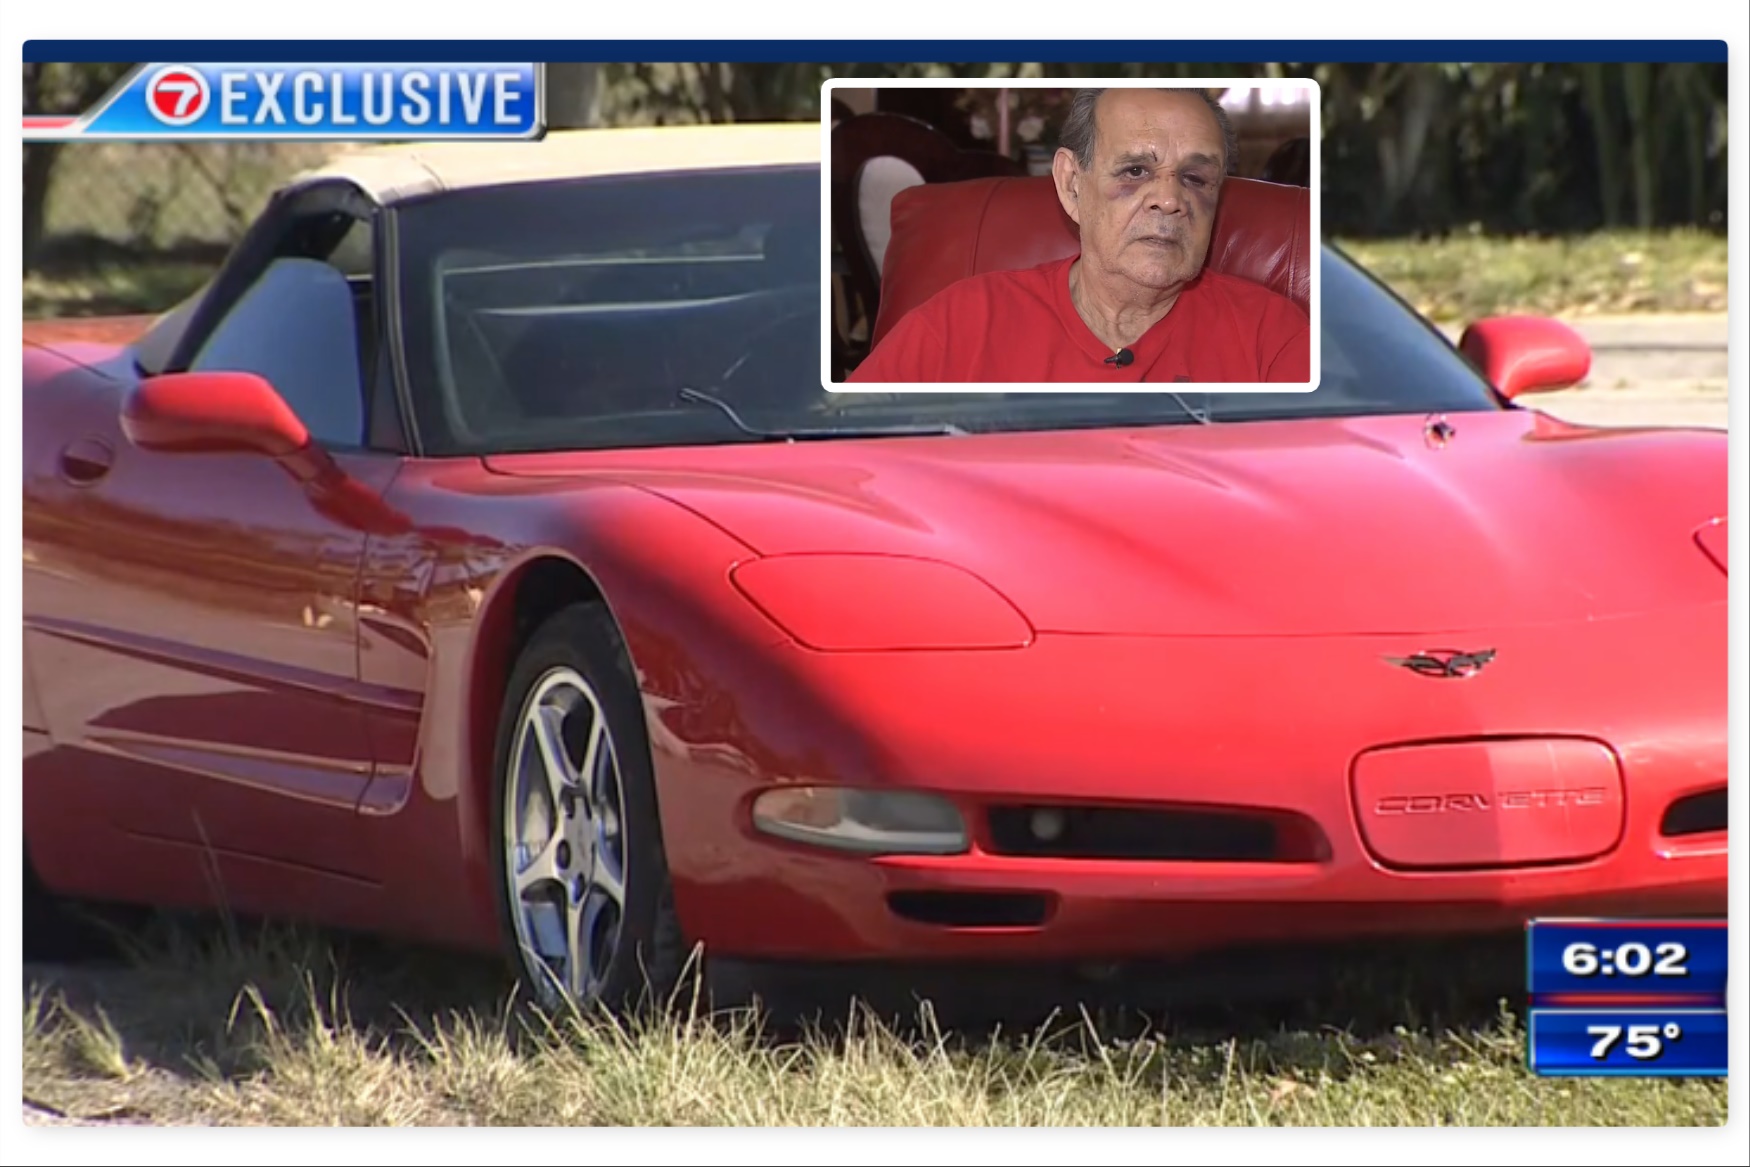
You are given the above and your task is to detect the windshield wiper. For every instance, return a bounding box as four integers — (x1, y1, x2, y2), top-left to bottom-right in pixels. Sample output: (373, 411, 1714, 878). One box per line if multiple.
(1159, 390, 1214, 425)
(677, 386, 967, 440)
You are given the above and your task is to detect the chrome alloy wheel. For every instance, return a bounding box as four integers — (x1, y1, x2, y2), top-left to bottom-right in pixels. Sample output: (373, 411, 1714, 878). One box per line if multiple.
(502, 665, 629, 1008)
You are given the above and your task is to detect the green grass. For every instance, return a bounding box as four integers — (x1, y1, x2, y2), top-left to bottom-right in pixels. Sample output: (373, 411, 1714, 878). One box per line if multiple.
(23, 141, 1731, 324)
(1335, 230, 1728, 324)
(25, 139, 331, 319)
(41, 139, 332, 251)
(23, 262, 213, 320)
(24, 229, 1730, 324)
(20, 915, 1729, 1127)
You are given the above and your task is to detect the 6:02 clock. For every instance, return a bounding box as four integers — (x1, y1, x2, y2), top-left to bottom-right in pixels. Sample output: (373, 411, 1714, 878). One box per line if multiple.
(1561, 940, 1688, 978)
(1526, 919, 1726, 1000)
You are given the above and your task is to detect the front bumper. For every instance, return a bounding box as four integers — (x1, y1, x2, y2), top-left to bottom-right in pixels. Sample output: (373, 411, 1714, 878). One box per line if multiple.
(653, 602, 1727, 962)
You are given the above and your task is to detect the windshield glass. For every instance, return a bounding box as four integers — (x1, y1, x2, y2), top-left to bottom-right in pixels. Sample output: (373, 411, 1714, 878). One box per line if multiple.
(393, 163, 1506, 455)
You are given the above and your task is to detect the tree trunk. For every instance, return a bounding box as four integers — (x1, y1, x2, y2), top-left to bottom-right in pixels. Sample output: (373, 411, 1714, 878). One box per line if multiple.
(1579, 64, 1621, 228)
(1622, 63, 1655, 229)
(1518, 65, 1553, 231)
(22, 143, 63, 270)
(1374, 65, 1440, 233)
(544, 63, 603, 129)
(1670, 65, 1708, 228)
(23, 62, 136, 270)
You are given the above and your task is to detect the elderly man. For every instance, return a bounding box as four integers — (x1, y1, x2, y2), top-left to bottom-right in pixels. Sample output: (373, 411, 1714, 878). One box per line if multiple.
(846, 86, 1309, 384)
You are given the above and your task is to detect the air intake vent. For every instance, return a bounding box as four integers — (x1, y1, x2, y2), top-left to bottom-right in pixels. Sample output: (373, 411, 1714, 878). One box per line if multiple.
(983, 804, 1327, 862)
(1661, 788, 1726, 837)
(886, 890, 1052, 929)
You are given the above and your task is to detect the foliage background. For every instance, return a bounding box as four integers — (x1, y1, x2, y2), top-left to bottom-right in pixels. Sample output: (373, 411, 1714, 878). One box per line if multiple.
(21, 61, 1729, 318)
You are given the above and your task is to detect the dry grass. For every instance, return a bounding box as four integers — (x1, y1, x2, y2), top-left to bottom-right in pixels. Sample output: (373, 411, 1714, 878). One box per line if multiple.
(25, 230, 1730, 324)
(23, 136, 1731, 324)
(1336, 230, 1727, 324)
(20, 914, 1729, 1127)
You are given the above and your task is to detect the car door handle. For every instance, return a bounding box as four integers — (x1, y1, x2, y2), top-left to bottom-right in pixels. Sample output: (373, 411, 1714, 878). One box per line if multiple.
(58, 437, 115, 485)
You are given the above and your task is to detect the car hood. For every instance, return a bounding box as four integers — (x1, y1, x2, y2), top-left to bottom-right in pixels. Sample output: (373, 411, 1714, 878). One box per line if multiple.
(484, 409, 1727, 636)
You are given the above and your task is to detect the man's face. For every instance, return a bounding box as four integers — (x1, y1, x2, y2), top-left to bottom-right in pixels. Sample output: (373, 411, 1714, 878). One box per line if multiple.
(1055, 89, 1226, 292)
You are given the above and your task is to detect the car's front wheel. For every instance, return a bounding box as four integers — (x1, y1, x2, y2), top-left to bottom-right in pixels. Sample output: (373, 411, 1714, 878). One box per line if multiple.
(489, 601, 689, 1017)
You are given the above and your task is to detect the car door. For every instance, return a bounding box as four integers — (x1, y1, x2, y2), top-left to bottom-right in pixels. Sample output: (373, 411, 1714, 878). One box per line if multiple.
(23, 183, 402, 890)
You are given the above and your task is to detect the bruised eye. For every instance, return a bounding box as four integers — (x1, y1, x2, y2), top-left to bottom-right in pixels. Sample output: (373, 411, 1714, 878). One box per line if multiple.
(1121, 165, 1149, 179)
(1182, 173, 1211, 188)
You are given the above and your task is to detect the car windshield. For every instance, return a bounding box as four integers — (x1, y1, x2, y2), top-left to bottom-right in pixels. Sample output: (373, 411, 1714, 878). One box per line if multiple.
(393, 163, 1507, 455)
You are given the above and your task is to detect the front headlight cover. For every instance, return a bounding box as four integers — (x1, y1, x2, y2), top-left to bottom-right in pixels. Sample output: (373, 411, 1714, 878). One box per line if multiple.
(751, 786, 968, 854)
(730, 553, 1032, 651)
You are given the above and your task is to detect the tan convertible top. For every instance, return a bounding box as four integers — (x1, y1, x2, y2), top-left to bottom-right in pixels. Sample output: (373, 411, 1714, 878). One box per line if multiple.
(288, 121, 822, 205)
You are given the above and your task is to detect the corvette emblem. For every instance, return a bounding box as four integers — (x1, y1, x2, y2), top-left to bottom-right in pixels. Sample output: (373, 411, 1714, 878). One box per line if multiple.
(1383, 648, 1497, 678)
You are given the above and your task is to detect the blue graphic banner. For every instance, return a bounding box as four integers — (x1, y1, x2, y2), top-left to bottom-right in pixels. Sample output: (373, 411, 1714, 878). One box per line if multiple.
(30, 62, 542, 141)
(1526, 918, 1728, 1003)
(1529, 1008, 1727, 1077)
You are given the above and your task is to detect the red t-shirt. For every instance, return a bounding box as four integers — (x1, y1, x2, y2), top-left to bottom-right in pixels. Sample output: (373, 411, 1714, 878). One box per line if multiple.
(848, 254, 1309, 385)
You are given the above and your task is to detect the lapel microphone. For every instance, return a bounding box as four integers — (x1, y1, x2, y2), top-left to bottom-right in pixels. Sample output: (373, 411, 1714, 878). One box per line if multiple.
(1105, 348, 1135, 368)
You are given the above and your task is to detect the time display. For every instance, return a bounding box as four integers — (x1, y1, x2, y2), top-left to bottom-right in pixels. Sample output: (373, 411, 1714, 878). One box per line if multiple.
(1561, 940, 1689, 978)
(1526, 918, 1725, 1078)
(1526, 919, 1726, 1001)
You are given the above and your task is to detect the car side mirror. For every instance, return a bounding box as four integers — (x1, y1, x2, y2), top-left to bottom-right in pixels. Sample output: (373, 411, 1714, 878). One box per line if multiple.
(119, 368, 416, 537)
(1457, 315, 1592, 400)
(121, 370, 310, 457)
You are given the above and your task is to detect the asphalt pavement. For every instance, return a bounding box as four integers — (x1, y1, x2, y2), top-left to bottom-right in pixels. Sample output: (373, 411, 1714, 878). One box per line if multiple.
(1437, 313, 1730, 431)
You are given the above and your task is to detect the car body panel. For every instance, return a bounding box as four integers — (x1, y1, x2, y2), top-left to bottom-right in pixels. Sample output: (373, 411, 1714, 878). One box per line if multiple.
(24, 337, 397, 882)
(637, 600, 1724, 958)
(484, 409, 1726, 638)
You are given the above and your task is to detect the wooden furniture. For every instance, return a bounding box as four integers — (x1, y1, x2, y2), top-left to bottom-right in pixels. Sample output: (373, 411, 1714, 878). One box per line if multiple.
(830, 112, 1024, 371)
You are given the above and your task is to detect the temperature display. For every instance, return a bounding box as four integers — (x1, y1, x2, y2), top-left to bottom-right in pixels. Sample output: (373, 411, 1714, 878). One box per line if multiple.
(1528, 1008, 1726, 1077)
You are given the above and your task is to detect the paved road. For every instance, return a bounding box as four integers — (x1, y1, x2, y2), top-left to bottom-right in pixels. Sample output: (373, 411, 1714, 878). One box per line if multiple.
(1437, 313, 1730, 431)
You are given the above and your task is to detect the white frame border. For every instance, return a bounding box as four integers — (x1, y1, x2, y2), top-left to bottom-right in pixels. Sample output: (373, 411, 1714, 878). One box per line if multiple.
(820, 74, 1322, 394)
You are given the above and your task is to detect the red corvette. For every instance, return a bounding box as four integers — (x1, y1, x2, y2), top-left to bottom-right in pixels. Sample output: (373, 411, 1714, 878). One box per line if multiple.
(22, 124, 1727, 1015)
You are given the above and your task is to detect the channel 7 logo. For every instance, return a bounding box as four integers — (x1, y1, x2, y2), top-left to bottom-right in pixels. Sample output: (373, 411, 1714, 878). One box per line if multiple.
(145, 65, 211, 126)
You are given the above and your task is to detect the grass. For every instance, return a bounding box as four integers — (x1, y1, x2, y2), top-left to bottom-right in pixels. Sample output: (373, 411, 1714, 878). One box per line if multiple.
(24, 139, 329, 319)
(24, 229, 1730, 324)
(23, 261, 214, 320)
(1335, 229, 1728, 324)
(20, 912, 1730, 1127)
(22, 141, 1731, 322)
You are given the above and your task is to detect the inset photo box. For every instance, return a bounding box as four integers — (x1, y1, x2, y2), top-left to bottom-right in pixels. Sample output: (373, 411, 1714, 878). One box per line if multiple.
(823, 77, 1320, 393)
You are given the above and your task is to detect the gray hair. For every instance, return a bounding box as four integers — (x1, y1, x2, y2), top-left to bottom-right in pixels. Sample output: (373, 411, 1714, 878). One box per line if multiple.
(1057, 87, 1239, 176)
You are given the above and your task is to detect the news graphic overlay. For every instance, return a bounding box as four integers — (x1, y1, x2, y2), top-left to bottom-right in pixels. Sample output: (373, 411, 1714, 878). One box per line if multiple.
(821, 75, 1320, 395)
(22, 62, 543, 140)
(1526, 918, 1727, 1077)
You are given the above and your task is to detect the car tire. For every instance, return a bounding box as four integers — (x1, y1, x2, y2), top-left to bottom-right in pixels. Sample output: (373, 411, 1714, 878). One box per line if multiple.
(23, 849, 66, 960)
(23, 846, 116, 963)
(488, 601, 694, 1018)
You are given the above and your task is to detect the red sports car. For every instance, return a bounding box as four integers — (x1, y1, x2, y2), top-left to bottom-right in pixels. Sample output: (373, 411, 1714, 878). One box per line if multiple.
(21, 123, 1727, 1016)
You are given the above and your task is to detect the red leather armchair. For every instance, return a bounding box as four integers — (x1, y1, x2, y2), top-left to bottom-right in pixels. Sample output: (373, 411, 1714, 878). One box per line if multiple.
(868, 174, 1312, 351)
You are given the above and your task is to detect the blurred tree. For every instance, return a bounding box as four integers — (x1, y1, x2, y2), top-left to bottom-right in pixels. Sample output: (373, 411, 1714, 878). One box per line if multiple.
(23, 61, 133, 266)
(22, 59, 1731, 284)
(545, 63, 604, 128)
(585, 59, 1729, 236)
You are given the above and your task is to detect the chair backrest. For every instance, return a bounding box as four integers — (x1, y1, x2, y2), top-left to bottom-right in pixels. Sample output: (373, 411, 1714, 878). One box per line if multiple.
(870, 174, 1311, 348)
(831, 113, 1025, 341)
